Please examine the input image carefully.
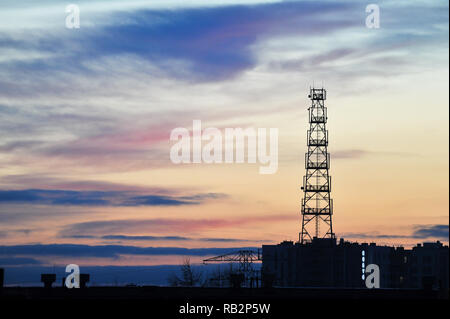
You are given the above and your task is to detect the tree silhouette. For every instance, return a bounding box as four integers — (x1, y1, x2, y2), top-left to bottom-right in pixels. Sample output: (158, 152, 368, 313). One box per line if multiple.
(167, 257, 203, 287)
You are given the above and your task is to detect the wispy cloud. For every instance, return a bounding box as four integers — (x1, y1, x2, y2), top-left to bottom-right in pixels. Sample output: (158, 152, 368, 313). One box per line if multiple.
(332, 149, 369, 160)
(332, 149, 418, 160)
(341, 224, 449, 241)
(341, 232, 410, 239)
(100, 235, 189, 241)
(0, 189, 227, 206)
(63, 234, 256, 243)
(412, 225, 449, 240)
(0, 175, 178, 193)
(0, 244, 258, 258)
(0, 257, 42, 266)
(0, 1, 356, 87)
(0, 0, 446, 176)
(60, 214, 296, 237)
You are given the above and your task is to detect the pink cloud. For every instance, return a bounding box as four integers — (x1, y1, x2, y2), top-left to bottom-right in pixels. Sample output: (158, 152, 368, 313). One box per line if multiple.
(61, 214, 297, 237)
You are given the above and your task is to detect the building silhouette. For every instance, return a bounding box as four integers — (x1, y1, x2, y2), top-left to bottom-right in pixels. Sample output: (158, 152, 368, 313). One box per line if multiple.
(262, 238, 448, 290)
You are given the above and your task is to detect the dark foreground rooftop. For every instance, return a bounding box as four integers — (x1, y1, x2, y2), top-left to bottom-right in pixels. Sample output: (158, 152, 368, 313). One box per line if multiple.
(1, 286, 446, 300)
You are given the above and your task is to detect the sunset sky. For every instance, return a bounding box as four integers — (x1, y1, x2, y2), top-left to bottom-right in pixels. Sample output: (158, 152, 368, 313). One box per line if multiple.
(0, 0, 448, 282)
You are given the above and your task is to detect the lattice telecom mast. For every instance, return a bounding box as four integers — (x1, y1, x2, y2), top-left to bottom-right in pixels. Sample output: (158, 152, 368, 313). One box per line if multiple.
(300, 87, 334, 243)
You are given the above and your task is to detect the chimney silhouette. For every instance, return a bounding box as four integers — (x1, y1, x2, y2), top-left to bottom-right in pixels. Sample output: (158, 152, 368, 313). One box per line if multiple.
(80, 274, 90, 288)
(0, 268, 4, 289)
(41, 274, 56, 288)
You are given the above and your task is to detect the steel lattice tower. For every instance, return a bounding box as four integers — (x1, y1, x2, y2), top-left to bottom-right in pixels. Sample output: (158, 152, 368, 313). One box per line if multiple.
(300, 87, 335, 244)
